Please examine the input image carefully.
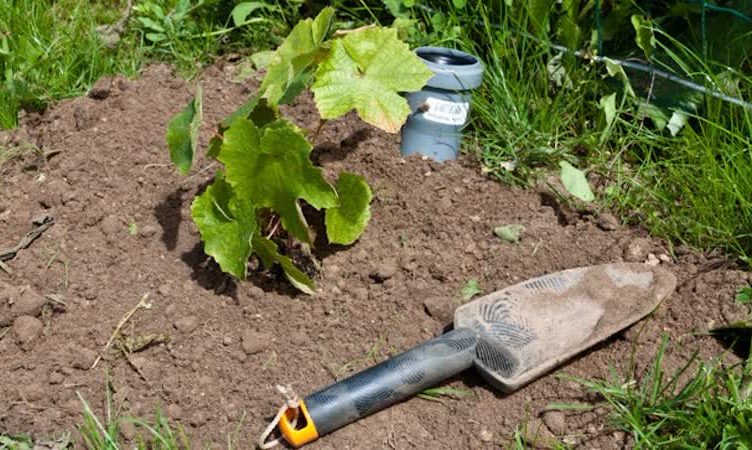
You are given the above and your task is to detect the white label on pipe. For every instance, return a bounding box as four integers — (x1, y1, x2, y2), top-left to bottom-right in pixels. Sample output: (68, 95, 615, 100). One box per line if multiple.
(422, 97, 469, 126)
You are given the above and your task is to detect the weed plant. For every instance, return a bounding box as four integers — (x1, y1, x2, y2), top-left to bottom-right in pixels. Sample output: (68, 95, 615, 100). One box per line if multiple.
(562, 338, 752, 448)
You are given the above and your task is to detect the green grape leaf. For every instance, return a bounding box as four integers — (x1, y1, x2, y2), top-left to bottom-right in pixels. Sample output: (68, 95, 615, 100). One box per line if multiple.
(312, 27, 433, 133)
(191, 174, 257, 279)
(631, 15, 655, 61)
(166, 85, 203, 174)
(559, 161, 595, 202)
(220, 95, 277, 129)
(208, 97, 278, 159)
(218, 118, 337, 245)
(253, 235, 316, 294)
(494, 224, 525, 243)
(260, 7, 334, 105)
(326, 172, 372, 245)
(460, 278, 481, 302)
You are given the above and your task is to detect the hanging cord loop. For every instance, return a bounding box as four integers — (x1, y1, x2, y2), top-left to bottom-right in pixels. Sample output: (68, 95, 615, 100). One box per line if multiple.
(258, 384, 300, 449)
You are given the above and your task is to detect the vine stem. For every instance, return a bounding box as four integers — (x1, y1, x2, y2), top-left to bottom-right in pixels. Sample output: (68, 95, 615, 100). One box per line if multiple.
(266, 216, 281, 239)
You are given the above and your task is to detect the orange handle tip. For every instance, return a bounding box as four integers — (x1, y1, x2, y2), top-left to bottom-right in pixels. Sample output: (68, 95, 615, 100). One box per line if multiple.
(279, 401, 319, 448)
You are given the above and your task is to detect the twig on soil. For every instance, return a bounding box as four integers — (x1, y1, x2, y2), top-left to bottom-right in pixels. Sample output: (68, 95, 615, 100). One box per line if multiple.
(91, 293, 151, 369)
(44, 293, 69, 308)
(142, 163, 172, 171)
(266, 216, 281, 239)
(0, 260, 12, 275)
(0, 215, 55, 262)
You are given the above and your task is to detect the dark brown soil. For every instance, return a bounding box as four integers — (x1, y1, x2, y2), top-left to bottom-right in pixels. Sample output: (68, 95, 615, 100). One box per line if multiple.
(0, 63, 750, 449)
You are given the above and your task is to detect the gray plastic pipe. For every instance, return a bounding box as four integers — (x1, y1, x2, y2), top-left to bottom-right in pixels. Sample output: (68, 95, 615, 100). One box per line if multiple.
(401, 47, 484, 161)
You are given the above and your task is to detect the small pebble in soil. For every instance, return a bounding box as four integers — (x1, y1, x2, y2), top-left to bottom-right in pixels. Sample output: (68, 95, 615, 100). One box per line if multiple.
(157, 284, 171, 297)
(12, 315, 43, 350)
(479, 429, 493, 443)
(624, 237, 652, 262)
(139, 224, 158, 238)
(174, 316, 199, 334)
(71, 345, 98, 370)
(370, 260, 398, 282)
(645, 253, 660, 266)
(241, 330, 270, 355)
(541, 410, 567, 435)
(596, 213, 620, 231)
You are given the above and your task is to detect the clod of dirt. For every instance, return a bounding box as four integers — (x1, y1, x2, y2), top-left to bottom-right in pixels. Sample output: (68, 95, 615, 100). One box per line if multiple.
(139, 224, 158, 238)
(19, 383, 45, 402)
(12, 315, 43, 350)
(157, 284, 171, 297)
(624, 237, 653, 262)
(423, 296, 454, 324)
(521, 417, 558, 449)
(646, 253, 660, 266)
(0, 284, 20, 326)
(119, 421, 137, 441)
(370, 260, 398, 282)
(479, 429, 494, 443)
(48, 371, 64, 385)
(68, 344, 98, 369)
(596, 213, 620, 231)
(173, 316, 199, 334)
(164, 403, 183, 420)
(88, 77, 113, 100)
(241, 330, 270, 355)
(189, 410, 207, 427)
(10, 286, 46, 319)
(100, 215, 123, 241)
(541, 410, 567, 435)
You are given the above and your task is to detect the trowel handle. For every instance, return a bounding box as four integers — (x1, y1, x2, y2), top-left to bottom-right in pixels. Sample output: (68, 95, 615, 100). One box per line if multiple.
(279, 328, 477, 447)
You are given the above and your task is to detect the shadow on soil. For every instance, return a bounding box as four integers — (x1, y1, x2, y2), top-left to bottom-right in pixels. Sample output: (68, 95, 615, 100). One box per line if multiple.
(154, 186, 188, 251)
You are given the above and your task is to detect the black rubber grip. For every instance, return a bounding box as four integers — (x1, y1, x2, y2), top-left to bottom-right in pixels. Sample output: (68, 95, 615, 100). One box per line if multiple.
(304, 328, 477, 436)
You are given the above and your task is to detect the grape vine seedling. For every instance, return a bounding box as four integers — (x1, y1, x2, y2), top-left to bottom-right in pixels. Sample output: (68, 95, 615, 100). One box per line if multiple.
(165, 8, 433, 293)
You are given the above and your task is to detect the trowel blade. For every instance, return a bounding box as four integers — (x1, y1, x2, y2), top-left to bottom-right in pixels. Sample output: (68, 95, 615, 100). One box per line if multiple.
(454, 263, 677, 391)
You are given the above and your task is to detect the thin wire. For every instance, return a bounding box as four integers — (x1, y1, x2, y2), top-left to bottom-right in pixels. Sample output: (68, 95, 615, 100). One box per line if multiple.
(549, 44, 752, 110)
(415, 4, 752, 111)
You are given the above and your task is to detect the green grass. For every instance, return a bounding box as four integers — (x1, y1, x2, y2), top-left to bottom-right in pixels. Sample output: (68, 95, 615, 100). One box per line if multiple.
(77, 392, 246, 449)
(0, 0, 143, 129)
(558, 337, 752, 448)
(0, 0, 293, 130)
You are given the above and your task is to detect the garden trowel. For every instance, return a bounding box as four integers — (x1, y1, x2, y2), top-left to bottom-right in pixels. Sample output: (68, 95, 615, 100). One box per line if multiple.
(267, 263, 676, 447)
